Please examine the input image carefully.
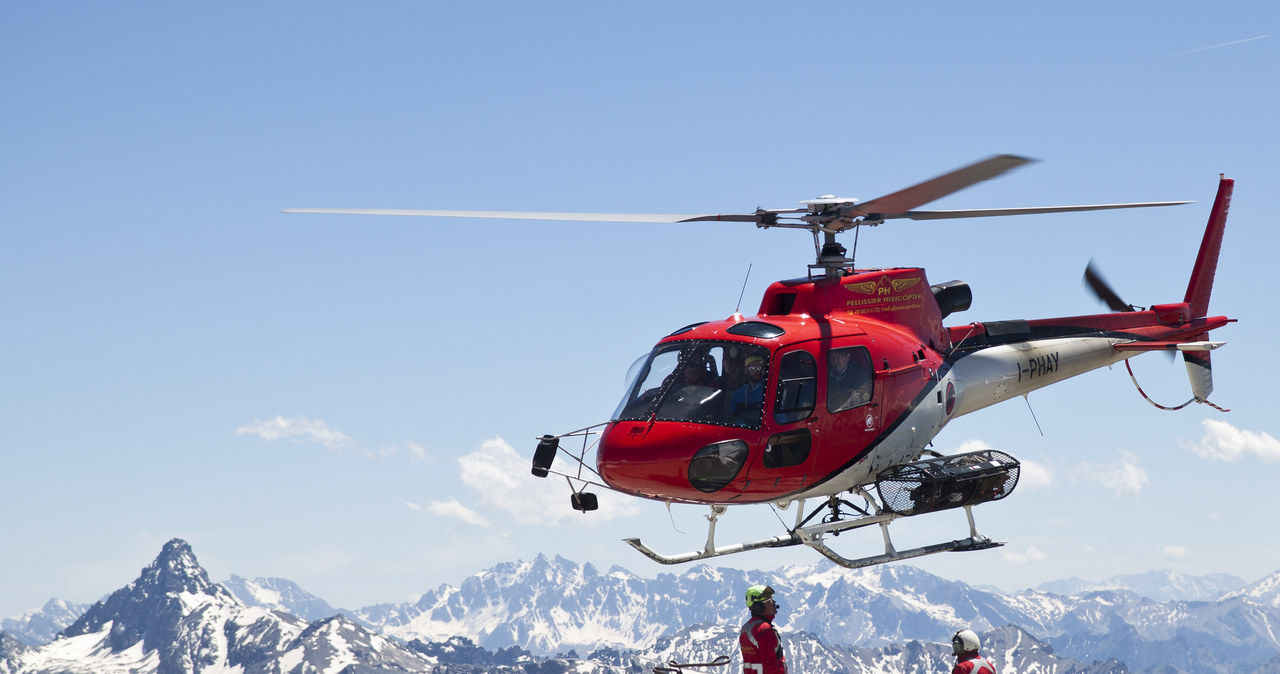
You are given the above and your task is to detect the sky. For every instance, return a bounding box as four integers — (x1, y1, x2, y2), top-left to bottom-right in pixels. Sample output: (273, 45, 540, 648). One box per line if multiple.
(2, 3, 1278, 620)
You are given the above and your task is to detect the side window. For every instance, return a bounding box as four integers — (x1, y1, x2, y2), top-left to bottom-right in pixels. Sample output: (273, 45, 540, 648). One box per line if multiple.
(764, 429, 811, 468)
(827, 347, 874, 413)
(773, 350, 817, 424)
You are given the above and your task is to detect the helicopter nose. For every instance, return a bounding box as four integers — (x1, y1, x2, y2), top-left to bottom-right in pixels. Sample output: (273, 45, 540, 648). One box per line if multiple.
(597, 421, 753, 502)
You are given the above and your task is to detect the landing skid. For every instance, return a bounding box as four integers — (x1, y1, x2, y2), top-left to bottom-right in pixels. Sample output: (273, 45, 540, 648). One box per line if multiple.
(623, 488, 1002, 569)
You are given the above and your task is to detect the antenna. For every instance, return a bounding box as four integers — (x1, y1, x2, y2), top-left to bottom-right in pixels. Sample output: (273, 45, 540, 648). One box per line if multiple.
(734, 264, 753, 313)
(1022, 394, 1044, 436)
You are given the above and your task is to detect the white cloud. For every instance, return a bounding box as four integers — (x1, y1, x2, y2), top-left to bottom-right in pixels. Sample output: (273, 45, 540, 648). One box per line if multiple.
(406, 442, 430, 463)
(457, 437, 640, 525)
(1184, 419, 1280, 463)
(1076, 450, 1147, 498)
(237, 416, 354, 452)
(1016, 459, 1054, 491)
(407, 499, 493, 528)
(951, 439, 992, 454)
(1162, 544, 1188, 560)
(1001, 546, 1047, 564)
(236, 416, 396, 459)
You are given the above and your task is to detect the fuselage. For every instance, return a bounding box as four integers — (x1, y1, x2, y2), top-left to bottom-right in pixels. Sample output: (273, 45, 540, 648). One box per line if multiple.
(595, 266, 1229, 506)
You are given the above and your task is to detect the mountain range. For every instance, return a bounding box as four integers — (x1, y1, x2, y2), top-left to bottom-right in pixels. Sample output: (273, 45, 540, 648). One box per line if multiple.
(2, 539, 1279, 673)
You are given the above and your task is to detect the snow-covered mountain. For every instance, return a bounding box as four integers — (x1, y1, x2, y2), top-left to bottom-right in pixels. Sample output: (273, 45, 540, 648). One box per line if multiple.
(0, 599, 89, 647)
(1224, 571, 1280, 607)
(344, 551, 1280, 668)
(1037, 570, 1247, 602)
(5, 539, 1280, 673)
(647, 623, 1132, 674)
(221, 575, 338, 622)
(0, 539, 437, 674)
(343, 552, 1280, 671)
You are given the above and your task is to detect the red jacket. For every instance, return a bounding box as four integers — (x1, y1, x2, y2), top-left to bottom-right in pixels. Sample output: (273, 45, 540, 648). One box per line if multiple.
(739, 616, 787, 674)
(953, 653, 998, 674)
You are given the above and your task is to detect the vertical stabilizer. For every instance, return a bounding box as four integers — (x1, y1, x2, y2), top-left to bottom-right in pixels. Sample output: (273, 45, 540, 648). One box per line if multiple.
(1183, 175, 1233, 318)
(1184, 350, 1214, 402)
(1181, 175, 1233, 402)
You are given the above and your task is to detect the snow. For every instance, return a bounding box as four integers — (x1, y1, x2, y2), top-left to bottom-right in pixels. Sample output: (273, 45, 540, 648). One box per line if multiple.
(320, 621, 356, 674)
(20, 625, 161, 674)
(278, 648, 304, 672)
(247, 584, 283, 608)
(1224, 570, 1280, 606)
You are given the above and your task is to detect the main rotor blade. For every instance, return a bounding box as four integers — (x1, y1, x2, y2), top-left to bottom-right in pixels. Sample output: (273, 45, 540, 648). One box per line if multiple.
(280, 208, 749, 223)
(886, 201, 1191, 221)
(852, 154, 1035, 216)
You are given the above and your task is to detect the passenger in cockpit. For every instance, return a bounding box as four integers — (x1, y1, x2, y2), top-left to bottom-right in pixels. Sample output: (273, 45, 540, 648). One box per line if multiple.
(730, 355, 767, 424)
(828, 348, 873, 412)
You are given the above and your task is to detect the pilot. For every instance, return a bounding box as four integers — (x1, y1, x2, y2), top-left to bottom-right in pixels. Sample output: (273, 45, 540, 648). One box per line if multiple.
(827, 348, 871, 412)
(666, 353, 724, 422)
(740, 584, 787, 674)
(950, 629, 997, 674)
(729, 355, 767, 423)
(680, 353, 720, 389)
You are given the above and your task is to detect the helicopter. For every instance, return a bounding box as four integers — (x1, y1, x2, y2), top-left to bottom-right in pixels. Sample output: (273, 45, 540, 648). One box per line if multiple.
(285, 155, 1234, 570)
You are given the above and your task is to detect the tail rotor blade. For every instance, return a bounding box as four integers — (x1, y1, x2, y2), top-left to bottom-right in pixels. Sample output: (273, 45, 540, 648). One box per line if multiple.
(1083, 260, 1134, 312)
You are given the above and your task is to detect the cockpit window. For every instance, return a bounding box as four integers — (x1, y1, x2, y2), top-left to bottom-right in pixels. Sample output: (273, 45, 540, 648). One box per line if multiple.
(827, 346, 874, 413)
(773, 350, 817, 424)
(612, 341, 771, 430)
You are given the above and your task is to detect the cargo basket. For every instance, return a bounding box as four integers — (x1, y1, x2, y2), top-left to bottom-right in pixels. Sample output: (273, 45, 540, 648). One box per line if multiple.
(876, 450, 1020, 516)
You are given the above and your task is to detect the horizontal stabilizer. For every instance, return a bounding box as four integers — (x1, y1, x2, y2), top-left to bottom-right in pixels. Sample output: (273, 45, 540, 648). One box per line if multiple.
(1113, 340, 1226, 352)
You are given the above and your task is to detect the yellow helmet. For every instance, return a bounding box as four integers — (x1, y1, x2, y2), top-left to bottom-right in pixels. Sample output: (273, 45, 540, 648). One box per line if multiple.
(744, 584, 775, 609)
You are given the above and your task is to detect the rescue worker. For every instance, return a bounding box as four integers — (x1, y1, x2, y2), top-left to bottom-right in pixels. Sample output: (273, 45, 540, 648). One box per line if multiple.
(739, 584, 786, 674)
(951, 629, 997, 674)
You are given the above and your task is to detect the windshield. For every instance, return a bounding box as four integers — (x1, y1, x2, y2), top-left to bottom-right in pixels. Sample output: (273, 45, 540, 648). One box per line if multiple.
(612, 340, 770, 430)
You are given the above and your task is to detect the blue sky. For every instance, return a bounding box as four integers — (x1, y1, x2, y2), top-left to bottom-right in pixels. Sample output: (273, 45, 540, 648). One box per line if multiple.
(2, 3, 1278, 619)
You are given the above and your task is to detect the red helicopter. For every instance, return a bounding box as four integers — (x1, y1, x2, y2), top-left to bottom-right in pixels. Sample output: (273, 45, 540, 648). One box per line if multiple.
(286, 155, 1234, 569)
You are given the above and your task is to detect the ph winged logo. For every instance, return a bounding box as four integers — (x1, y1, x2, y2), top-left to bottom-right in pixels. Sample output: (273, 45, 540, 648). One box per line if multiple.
(845, 275, 921, 296)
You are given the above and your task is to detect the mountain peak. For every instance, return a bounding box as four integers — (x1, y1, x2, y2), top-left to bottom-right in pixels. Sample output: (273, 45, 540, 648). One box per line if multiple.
(21, 540, 439, 673)
(61, 538, 239, 652)
(222, 575, 338, 621)
(142, 538, 220, 597)
(1223, 568, 1280, 606)
(1037, 568, 1246, 601)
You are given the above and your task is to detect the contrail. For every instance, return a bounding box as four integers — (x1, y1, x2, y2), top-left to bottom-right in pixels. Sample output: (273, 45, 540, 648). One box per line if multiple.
(1174, 34, 1270, 56)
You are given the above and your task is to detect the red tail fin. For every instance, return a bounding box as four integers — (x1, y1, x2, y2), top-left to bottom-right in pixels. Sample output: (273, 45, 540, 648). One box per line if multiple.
(1181, 175, 1233, 403)
(1184, 175, 1233, 318)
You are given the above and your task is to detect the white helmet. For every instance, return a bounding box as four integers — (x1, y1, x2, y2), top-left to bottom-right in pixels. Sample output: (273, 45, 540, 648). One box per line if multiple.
(952, 629, 981, 655)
